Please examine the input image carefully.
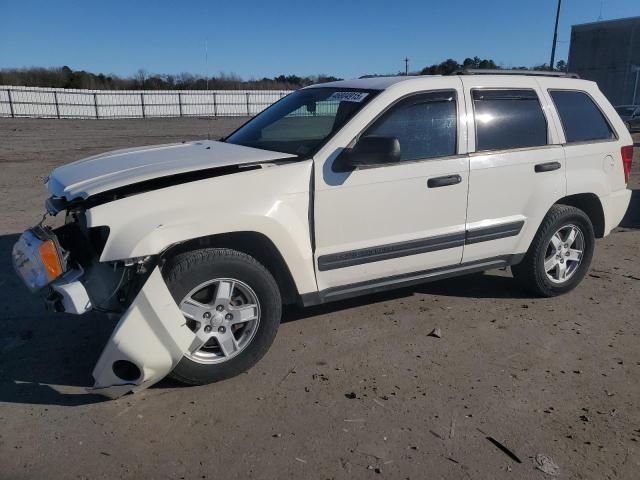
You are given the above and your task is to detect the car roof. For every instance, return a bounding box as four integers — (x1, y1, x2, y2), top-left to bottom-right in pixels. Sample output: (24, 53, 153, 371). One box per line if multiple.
(306, 74, 591, 91)
(304, 76, 423, 90)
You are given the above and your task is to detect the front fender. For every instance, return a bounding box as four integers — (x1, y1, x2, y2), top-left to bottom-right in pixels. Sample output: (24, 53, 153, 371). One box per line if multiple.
(85, 160, 317, 295)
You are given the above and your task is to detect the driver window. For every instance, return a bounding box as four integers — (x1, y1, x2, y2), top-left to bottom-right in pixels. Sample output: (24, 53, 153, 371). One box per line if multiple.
(363, 91, 458, 162)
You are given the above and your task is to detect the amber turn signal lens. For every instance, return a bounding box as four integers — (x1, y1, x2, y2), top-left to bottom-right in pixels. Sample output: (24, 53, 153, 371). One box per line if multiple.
(38, 239, 63, 281)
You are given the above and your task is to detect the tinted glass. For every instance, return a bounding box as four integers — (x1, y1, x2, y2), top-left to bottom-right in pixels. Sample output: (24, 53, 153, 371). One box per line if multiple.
(550, 90, 614, 143)
(473, 89, 547, 151)
(364, 91, 457, 161)
(226, 88, 377, 156)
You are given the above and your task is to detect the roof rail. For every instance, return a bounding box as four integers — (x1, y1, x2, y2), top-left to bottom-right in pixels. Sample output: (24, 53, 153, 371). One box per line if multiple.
(452, 69, 580, 79)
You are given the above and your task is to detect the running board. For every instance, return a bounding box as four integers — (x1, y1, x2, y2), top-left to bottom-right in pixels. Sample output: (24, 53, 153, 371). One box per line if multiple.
(300, 255, 524, 306)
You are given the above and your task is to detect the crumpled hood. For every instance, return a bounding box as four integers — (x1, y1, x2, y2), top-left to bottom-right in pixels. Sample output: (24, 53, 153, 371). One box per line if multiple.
(47, 140, 296, 200)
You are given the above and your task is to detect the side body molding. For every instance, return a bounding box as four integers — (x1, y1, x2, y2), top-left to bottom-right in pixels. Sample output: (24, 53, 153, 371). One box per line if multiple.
(91, 267, 195, 398)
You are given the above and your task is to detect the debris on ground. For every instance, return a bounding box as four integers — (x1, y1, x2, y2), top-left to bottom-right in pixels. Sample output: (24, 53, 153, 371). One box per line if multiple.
(428, 328, 442, 338)
(533, 454, 560, 476)
(485, 437, 522, 463)
(278, 366, 296, 385)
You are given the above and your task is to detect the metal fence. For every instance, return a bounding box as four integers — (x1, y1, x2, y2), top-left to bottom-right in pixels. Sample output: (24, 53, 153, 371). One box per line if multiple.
(0, 86, 295, 119)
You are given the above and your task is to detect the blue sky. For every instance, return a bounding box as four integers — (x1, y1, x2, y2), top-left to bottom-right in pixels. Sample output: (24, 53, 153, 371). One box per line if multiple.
(1, 0, 638, 79)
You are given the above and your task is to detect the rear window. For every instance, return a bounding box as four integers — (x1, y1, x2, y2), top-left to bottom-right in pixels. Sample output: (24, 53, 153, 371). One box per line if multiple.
(472, 89, 547, 151)
(549, 90, 615, 143)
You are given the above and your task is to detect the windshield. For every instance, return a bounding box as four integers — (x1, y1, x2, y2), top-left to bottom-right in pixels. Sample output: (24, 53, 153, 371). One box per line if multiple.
(225, 88, 378, 156)
(615, 106, 635, 116)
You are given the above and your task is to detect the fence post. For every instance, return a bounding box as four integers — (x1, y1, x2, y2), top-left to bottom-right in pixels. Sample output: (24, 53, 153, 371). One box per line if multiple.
(7, 89, 14, 118)
(246, 92, 250, 116)
(93, 93, 99, 119)
(53, 91, 60, 119)
(140, 92, 146, 118)
(213, 92, 217, 117)
(178, 92, 183, 117)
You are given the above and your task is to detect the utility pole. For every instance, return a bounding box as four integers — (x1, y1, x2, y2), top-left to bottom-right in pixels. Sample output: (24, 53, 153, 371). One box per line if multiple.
(404, 57, 409, 75)
(549, 0, 562, 71)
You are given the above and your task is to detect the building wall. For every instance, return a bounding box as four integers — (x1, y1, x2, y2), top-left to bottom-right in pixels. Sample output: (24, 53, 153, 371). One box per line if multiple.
(568, 16, 640, 106)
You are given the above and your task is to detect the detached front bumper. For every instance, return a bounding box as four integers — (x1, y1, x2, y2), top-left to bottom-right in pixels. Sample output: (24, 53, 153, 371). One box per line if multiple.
(91, 267, 196, 398)
(14, 226, 196, 398)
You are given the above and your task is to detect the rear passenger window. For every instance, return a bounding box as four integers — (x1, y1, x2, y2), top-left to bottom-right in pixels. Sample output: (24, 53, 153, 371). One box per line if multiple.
(364, 91, 457, 161)
(472, 89, 547, 151)
(549, 90, 615, 143)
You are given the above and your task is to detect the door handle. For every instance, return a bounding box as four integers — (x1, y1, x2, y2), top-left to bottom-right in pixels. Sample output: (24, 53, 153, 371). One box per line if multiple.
(427, 174, 462, 188)
(534, 161, 561, 173)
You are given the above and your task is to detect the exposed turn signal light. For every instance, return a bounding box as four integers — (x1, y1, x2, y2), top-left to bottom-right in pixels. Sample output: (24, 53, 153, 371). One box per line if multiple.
(38, 239, 63, 281)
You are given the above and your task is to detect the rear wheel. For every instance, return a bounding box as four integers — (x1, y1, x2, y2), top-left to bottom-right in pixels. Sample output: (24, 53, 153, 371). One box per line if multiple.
(164, 248, 281, 385)
(512, 205, 595, 297)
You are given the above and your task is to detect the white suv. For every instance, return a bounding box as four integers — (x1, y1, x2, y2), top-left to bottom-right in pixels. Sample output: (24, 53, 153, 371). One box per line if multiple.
(12, 72, 634, 397)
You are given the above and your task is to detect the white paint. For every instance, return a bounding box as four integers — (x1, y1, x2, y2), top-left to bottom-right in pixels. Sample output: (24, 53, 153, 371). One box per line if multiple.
(48, 140, 296, 200)
(91, 267, 196, 398)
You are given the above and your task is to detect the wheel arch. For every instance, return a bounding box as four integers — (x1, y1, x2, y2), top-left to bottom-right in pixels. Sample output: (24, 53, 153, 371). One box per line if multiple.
(159, 231, 300, 305)
(555, 193, 605, 238)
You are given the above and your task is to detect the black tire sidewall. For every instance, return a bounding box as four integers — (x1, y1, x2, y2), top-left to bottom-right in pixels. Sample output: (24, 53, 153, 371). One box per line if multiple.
(534, 210, 595, 295)
(165, 250, 281, 385)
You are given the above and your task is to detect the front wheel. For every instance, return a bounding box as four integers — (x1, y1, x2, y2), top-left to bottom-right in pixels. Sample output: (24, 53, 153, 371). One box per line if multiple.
(512, 205, 595, 297)
(164, 248, 282, 385)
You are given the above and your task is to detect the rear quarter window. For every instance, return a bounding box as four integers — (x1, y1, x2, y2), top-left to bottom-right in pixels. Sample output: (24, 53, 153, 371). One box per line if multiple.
(549, 90, 615, 143)
(472, 89, 548, 151)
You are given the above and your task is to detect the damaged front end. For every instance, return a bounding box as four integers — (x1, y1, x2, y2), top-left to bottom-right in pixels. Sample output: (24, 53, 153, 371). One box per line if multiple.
(12, 203, 195, 398)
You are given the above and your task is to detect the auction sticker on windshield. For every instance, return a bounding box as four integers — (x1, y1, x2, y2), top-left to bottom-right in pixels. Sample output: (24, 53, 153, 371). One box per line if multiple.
(327, 91, 369, 102)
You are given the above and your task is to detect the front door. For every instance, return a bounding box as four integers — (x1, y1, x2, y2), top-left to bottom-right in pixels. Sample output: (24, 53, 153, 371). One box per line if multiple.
(313, 85, 470, 294)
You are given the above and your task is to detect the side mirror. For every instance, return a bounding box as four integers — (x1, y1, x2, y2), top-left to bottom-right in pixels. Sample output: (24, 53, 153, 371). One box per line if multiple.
(334, 136, 401, 171)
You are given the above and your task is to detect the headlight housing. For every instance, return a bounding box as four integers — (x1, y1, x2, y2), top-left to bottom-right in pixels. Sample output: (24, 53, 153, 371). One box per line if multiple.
(12, 227, 66, 292)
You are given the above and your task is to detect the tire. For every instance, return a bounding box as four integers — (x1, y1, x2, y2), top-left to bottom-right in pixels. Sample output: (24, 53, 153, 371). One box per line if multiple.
(163, 248, 282, 385)
(511, 205, 595, 297)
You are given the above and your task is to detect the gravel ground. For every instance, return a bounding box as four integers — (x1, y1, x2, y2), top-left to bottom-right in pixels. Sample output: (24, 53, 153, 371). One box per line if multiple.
(0, 118, 639, 480)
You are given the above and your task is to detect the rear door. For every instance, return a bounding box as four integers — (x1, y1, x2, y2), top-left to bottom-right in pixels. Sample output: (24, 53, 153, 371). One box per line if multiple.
(460, 77, 566, 263)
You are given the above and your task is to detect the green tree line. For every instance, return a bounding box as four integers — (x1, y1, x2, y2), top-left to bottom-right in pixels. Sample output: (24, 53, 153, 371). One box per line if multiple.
(0, 66, 341, 90)
(0, 58, 568, 90)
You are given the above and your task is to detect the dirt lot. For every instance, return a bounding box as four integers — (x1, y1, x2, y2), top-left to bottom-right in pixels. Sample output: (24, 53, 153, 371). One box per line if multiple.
(1, 118, 639, 480)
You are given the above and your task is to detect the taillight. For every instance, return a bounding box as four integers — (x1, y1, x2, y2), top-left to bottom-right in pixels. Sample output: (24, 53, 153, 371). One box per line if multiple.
(621, 145, 633, 184)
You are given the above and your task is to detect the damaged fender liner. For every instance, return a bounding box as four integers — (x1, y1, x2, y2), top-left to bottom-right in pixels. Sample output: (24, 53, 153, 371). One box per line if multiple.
(91, 266, 195, 398)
